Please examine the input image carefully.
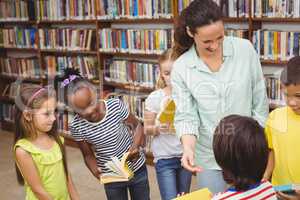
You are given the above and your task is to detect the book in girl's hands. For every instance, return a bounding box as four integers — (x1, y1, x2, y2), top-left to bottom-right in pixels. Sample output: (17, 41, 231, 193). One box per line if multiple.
(173, 188, 212, 200)
(157, 99, 176, 131)
(274, 184, 300, 195)
(100, 152, 134, 184)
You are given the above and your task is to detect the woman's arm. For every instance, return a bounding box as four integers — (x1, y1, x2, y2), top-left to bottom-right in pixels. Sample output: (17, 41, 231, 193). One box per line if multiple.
(67, 174, 80, 200)
(15, 147, 53, 200)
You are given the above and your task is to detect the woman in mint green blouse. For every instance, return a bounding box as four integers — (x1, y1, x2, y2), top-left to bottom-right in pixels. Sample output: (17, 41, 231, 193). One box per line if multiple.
(171, 0, 268, 194)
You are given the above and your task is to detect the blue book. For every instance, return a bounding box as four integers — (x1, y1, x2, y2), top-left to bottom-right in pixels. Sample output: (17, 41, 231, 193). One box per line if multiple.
(274, 184, 300, 195)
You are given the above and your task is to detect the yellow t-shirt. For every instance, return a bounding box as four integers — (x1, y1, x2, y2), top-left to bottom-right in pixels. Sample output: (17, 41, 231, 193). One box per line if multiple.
(265, 106, 300, 186)
(14, 137, 70, 200)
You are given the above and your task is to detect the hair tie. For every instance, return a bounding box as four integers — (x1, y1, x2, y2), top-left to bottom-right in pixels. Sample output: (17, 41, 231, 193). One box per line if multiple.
(61, 75, 79, 88)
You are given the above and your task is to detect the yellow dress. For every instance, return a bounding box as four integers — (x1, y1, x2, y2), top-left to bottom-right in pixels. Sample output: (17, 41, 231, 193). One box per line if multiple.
(14, 138, 70, 200)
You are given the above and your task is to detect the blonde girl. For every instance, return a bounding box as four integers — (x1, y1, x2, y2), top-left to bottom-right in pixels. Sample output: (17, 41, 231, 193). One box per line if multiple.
(14, 84, 79, 200)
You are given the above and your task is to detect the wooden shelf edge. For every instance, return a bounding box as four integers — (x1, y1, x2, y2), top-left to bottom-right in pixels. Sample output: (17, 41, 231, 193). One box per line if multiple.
(261, 60, 288, 65)
(253, 17, 300, 23)
(38, 19, 97, 25)
(100, 52, 160, 59)
(41, 49, 97, 55)
(104, 81, 154, 93)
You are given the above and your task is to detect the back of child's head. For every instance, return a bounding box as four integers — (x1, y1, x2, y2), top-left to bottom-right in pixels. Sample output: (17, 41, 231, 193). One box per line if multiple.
(213, 115, 269, 191)
(156, 49, 176, 89)
(280, 56, 300, 86)
(54, 68, 97, 108)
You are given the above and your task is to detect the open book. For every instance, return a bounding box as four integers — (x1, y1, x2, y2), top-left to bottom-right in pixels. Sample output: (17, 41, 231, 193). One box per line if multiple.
(173, 188, 212, 200)
(157, 99, 176, 131)
(100, 152, 134, 184)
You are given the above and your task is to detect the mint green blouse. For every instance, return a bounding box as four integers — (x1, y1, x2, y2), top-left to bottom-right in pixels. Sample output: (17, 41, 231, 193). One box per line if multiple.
(15, 138, 70, 200)
(171, 36, 269, 169)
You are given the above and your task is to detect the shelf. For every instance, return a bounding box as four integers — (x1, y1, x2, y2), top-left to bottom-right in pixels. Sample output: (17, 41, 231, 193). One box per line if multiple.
(0, 74, 43, 83)
(252, 17, 300, 23)
(0, 47, 38, 52)
(41, 49, 97, 55)
(0, 96, 14, 104)
(100, 52, 159, 59)
(98, 18, 174, 24)
(261, 60, 288, 66)
(38, 19, 97, 25)
(104, 81, 154, 93)
(0, 20, 36, 25)
(0, 120, 15, 132)
(222, 17, 249, 22)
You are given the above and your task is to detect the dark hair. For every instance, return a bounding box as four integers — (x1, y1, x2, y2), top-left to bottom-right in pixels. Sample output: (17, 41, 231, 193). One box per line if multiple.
(54, 68, 92, 107)
(173, 0, 223, 58)
(213, 115, 269, 191)
(280, 56, 300, 86)
(14, 84, 68, 185)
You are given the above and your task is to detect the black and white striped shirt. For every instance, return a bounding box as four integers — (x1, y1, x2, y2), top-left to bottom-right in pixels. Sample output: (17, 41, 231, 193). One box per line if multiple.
(70, 98, 145, 174)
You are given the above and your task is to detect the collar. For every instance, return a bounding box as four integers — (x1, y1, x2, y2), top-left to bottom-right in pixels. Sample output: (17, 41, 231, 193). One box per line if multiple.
(186, 36, 234, 70)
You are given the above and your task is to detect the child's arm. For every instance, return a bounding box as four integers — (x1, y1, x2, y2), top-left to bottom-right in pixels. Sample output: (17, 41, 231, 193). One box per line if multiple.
(67, 174, 80, 200)
(144, 110, 159, 136)
(77, 141, 101, 179)
(15, 147, 53, 200)
(125, 113, 145, 160)
(262, 150, 274, 181)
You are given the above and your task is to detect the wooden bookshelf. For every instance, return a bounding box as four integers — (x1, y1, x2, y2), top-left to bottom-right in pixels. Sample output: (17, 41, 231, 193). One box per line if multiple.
(1, 0, 295, 166)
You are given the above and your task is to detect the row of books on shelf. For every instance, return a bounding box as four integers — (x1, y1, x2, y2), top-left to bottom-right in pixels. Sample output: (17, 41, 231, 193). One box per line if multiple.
(252, 0, 300, 18)
(104, 59, 159, 89)
(0, 27, 38, 49)
(0, 104, 15, 123)
(0, 57, 41, 79)
(253, 30, 300, 61)
(265, 75, 285, 107)
(39, 29, 96, 51)
(0, 0, 254, 22)
(0, 0, 35, 22)
(45, 56, 98, 79)
(99, 28, 174, 55)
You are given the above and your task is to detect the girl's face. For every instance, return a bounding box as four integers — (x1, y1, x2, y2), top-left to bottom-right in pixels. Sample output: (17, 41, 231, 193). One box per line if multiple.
(69, 87, 101, 122)
(160, 60, 173, 87)
(32, 97, 57, 134)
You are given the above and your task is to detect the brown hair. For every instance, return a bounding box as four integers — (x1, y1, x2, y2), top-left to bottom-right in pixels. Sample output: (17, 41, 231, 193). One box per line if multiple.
(173, 0, 223, 58)
(14, 84, 68, 185)
(156, 49, 176, 89)
(213, 115, 269, 191)
(280, 56, 300, 86)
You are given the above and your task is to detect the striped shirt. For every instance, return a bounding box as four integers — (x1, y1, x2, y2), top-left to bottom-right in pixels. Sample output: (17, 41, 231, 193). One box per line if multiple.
(70, 98, 145, 174)
(212, 181, 277, 200)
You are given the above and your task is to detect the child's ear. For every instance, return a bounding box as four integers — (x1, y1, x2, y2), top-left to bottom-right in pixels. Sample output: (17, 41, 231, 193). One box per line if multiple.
(23, 110, 32, 121)
(186, 26, 194, 38)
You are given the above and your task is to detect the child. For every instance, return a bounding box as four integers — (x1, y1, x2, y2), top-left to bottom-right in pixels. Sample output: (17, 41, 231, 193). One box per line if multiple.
(264, 56, 300, 200)
(55, 68, 150, 200)
(14, 84, 79, 200)
(212, 115, 277, 200)
(144, 49, 192, 200)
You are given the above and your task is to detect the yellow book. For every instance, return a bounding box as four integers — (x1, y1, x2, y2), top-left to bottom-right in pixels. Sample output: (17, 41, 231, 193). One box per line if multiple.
(158, 99, 175, 131)
(100, 152, 134, 184)
(173, 188, 212, 200)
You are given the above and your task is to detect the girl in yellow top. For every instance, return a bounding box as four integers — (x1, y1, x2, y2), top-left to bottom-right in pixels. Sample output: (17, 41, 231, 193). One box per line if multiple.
(14, 84, 79, 200)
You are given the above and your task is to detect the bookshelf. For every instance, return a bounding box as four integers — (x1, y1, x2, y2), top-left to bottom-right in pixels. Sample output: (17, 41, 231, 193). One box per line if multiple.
(1, 0, 298, 164)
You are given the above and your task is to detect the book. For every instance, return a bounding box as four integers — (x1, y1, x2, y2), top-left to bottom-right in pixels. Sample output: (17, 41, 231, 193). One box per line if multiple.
(100, 152, 134, 184)
(173, 188, 212, 200)
(274, 184, 300, 195)
(157, 99, 175, 131)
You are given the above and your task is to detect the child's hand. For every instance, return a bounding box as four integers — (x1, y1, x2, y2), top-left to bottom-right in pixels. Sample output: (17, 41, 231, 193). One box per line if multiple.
(277, 191, 300, 200)
(93, 167, 102, 179)
(158, 123, 175, 134)
(127, 146, 140, 161)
